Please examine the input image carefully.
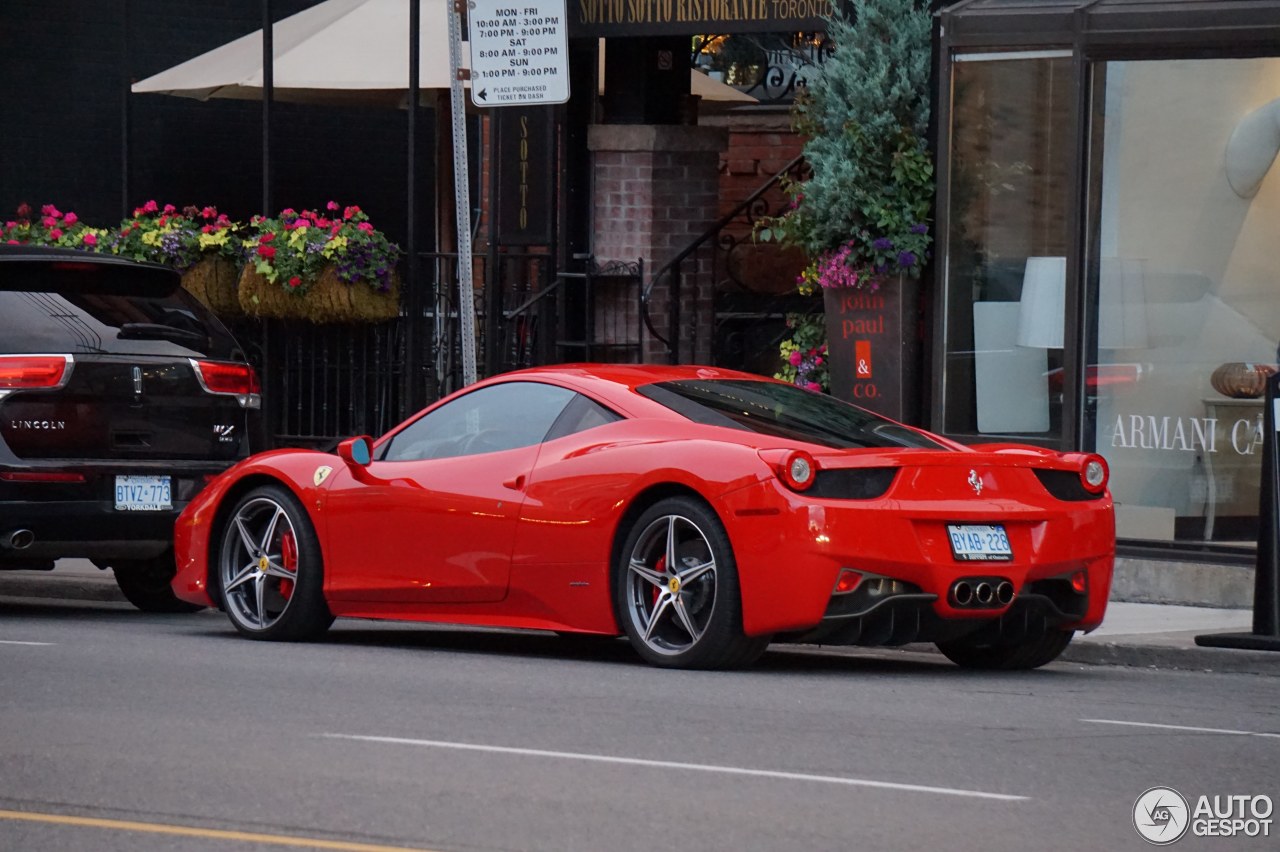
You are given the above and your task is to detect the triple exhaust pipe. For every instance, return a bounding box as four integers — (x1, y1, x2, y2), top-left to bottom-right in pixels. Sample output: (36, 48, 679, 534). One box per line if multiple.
(950, 577, 1015, 609)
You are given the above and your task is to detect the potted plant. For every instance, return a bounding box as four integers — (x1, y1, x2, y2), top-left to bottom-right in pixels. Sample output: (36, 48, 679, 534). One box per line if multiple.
(106, 201, 246, 317)
(4, 203, 105, 251)
(758, 0, 934, 419)
(238, 202, 401, 324)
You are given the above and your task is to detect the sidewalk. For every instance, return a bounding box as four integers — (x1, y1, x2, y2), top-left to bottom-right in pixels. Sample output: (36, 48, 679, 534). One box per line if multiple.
(2, 560, 1278, 676)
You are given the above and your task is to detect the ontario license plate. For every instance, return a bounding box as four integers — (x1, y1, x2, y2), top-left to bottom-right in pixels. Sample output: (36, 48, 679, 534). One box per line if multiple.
(114, 475, 172, 511)
(947, 524, 1012, 561)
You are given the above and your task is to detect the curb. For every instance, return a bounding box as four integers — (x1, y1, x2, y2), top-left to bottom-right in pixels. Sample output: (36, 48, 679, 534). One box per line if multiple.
(1061, 640, 1280, 676)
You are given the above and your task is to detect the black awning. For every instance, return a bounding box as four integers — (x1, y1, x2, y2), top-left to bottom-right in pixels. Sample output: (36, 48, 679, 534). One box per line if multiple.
(940, 0, 1280, 55)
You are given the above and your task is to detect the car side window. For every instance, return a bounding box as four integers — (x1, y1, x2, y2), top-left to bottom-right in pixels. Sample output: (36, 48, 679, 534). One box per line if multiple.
(543, 394, 622, 442)
(380, 381, 576, 461)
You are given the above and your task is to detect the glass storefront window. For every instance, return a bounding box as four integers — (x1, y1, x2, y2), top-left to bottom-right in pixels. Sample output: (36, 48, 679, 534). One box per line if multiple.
(1089, 58, 1280, 546)
(941, 52, 1074, 440)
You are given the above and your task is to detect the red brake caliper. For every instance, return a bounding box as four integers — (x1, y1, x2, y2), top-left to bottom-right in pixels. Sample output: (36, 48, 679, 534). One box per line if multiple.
(652, 554, 666, 606)
(279, 530, 297, 599)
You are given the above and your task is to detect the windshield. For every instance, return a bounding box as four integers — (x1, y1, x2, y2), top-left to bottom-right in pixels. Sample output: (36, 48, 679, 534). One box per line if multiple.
(637, 379, 947, 450)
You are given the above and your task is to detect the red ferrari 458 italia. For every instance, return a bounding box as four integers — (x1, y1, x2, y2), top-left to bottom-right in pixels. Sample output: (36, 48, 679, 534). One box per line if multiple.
(172, 364, 1114, 670)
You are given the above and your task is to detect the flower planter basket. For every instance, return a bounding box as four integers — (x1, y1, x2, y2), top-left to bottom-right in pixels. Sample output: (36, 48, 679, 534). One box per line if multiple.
(181, 256, 244, 318)
(823, 275, 920, 423)
(238, 266, 401, 324)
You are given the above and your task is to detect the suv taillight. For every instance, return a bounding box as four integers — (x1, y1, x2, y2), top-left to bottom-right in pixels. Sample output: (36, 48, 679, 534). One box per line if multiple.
(0, 355, 72, 389)
(191, 359, 262, 409)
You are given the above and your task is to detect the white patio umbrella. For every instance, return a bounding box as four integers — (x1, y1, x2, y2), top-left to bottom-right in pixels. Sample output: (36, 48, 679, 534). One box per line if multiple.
(132, 0, 464, 106)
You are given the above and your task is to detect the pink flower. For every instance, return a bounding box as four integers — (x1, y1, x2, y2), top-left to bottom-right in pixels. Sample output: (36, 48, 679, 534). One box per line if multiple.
(260, 232, 275, 242)
(257, 245, 276, 259)
(201, 206, 217, 219)
(330, 224, 341, 235)
(41, 216, 57, 228)
(201, 225, 213, 234)
(343, 205, 361, 220)
(805, 382, 821, 392)
(356, 222, 374, 233)
(49, 228, 63, 240)
(326, 201, 340, 211)
(814, 356, 824, 366)
(142, 200, 159, 213)
(4, 221, 14, 229)
(288, 276, 301, 288)
(41, 204, 61, 218)
(162, 204, 176, 214)
(6, 239, 18, 245)
(63, 211, 78, 225)
(82, 232, 97, 246)
(789, 351, 803, 367)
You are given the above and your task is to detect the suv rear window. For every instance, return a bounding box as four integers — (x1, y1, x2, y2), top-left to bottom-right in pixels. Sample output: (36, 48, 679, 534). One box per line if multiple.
(637, 379, 946, 450)
(0, 256, 242, 359)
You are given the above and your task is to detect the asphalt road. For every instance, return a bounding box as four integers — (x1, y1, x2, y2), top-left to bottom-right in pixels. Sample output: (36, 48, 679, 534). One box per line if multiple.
(1, 589, 1277, 851)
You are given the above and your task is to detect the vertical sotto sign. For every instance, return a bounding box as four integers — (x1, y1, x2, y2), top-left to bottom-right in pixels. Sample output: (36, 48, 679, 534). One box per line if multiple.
(494, 108, 555, 245)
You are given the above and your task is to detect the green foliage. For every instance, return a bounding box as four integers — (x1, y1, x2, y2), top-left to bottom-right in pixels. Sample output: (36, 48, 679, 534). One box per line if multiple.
(761, 0, 935, 292)
(106, 202, 243, 271)
(775, 312, 830, 392)
(242, 203, 400, 295)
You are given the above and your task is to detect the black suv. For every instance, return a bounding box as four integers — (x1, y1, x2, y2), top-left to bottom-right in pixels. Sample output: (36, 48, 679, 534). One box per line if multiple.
(0, 246, 259, 611)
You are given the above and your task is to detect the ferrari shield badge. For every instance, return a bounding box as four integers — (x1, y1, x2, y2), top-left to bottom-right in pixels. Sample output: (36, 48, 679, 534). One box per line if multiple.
(314, 465, 333, 487)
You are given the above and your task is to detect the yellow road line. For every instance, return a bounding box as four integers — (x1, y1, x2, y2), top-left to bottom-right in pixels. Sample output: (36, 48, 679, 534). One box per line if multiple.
(0, 809, 437, 852)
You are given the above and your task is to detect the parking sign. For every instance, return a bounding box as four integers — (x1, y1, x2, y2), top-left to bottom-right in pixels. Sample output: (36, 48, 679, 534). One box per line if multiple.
(467, 0, 570, 107)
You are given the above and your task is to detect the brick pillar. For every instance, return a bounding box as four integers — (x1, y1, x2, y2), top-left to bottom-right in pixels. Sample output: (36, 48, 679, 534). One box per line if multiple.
(587, 124, 728, 364)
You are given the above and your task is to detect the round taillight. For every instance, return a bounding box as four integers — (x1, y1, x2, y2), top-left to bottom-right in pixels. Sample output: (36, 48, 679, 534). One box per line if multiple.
(1080, 454, 1108, 493)
(782, 451, 817, 491)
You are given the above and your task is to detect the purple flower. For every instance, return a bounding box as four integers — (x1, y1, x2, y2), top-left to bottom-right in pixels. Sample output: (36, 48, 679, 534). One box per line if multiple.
(897, 250, 917, 268)
(872, 237, 894, 251)
(910, 223, 928, 235)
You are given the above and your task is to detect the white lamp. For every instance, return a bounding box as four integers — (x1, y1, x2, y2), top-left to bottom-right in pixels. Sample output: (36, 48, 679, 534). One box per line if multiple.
(1016, 256, 1067, 348)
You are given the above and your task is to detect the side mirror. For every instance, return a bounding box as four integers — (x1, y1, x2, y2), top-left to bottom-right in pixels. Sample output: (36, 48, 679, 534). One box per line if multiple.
(337, 435, 373, 467)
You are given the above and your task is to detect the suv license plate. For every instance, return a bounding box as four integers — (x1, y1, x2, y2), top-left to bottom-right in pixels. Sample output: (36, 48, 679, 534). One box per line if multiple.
(115, 475, 172, 511)
(947, 524, 1012, 561)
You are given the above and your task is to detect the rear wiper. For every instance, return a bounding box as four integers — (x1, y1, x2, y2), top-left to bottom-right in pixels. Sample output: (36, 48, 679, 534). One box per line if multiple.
(118, 322, 207, 345)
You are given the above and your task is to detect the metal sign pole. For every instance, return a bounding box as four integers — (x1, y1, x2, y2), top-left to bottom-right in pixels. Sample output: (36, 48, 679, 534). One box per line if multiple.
(449, 0, 478, 387)
(1197, 370, 1280, 651)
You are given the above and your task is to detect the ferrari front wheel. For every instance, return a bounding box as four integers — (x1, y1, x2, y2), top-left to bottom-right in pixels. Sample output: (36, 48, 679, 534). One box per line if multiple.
(936, 628, 1073, 670)
(615, 497, 769, 670)
(216, 484, 333, 641)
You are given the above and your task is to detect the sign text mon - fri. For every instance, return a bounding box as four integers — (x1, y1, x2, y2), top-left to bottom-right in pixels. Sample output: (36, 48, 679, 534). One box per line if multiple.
(468, 0, 570, 107)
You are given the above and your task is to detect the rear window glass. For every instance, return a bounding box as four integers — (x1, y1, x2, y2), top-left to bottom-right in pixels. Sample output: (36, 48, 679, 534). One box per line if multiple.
(0, 262, 241, 359)
(637, 379, 946, 450)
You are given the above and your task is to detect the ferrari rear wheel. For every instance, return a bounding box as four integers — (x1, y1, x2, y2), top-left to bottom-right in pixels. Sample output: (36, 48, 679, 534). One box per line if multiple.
(217, 484, 333, 641)
(615, 497, 769, 669)
(936, 628, 1073, 670)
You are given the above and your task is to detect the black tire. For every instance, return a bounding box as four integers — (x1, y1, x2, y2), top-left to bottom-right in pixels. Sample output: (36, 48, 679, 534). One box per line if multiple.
(614, 496, 770, 669)
(216, 483, 333, 641)
(936, 629, 1073, 670)
(112, 553, 204, 613)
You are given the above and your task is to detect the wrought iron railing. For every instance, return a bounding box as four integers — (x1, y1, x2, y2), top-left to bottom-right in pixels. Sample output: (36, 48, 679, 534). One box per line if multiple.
(641, 154, 810, 367)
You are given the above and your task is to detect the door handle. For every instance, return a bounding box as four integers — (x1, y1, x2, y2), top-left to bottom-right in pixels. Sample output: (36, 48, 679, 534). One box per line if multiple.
(503, 474, 526, 491)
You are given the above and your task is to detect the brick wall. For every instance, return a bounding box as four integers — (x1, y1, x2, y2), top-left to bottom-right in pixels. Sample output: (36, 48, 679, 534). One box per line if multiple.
(588, 124, 728, 363)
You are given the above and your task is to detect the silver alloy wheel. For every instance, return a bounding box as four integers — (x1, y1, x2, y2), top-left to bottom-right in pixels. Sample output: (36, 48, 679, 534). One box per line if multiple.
(219, 496, 301, 631)
(622, 513, 718, 656)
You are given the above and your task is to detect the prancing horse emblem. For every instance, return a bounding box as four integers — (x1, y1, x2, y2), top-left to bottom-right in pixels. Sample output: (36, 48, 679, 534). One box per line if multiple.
(968, 469, 983, 496)
(313, 465, 333, 486)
